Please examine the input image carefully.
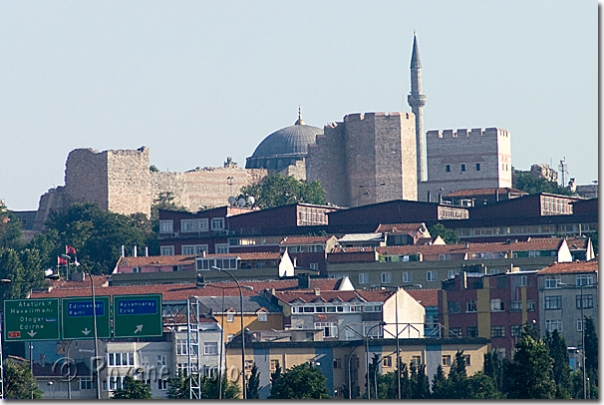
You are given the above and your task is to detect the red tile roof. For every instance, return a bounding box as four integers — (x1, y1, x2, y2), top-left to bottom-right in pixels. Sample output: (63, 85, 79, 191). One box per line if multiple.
(33, 278, 345, 301)
(538, 260, 598, 275)
(281, 236, 333, 245)
(273, 289, 391, 304)
(374, 223, 426, 234)
(116, 255, 195, 268)
(330, 237, 587, 256)
(406, 289, 439, 307)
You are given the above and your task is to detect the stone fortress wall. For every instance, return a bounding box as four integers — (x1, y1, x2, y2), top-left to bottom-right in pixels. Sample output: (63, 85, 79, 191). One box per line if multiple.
(306, 112, 417, 207)
(33, 147, 266, 230)
(418, 127, 512, 202)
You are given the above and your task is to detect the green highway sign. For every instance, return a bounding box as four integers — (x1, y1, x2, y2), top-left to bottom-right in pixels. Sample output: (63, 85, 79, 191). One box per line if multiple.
(4, 298, 60, 341)
(62, 296, 111, 339)
(113, 294, 163, 338)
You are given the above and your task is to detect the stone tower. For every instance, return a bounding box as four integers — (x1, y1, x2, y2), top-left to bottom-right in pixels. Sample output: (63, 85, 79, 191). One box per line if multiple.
(407, 31, 427, 182)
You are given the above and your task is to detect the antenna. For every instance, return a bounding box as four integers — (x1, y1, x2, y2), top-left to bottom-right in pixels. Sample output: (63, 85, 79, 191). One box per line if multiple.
(247, 196, 255, 206)
(237, 197, 246, 207)
(558, 157, 568, 187)
(228, 196, 236, 206)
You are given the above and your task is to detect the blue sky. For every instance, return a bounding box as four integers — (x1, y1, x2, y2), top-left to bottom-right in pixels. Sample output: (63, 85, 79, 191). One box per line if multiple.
(0, 0, 598, 210)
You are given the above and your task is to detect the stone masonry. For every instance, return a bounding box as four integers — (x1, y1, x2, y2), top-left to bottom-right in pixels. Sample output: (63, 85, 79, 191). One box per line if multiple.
(33, 147, 266, 229)
(306, 112, 417, 207)
(418, 127, 512, 202)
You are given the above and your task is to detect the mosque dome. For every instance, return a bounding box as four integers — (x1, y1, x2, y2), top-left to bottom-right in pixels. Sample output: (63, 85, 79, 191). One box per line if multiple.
(245, 110, 323, 172)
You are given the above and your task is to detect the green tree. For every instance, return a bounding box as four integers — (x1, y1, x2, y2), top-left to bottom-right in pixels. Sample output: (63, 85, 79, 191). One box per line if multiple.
(3, 359, 42, 399)
(506, 334, 556, 399)
(412, 363, 430, 399)
(545, 329, 572, 398)
(483, 350, 505, 392)
(430, 364, 447, 399)
(110, 376, 153, 399)
(445, 351, 469, 398)
(201, 373, 240, 399)
(512, 169, 573, 195)
(270, 360, 282, 388)
(268, 363, 330, 399)
(584, 316, 598, 399)
(166, 372, 190, 399)
(246, 363, 260, 399)
(240, 173, 326, 209)
(428, 223, 460, 244)
(466, 371, 503, 399)
(0, 248, 47, 300)
(44, 202, 148, 274)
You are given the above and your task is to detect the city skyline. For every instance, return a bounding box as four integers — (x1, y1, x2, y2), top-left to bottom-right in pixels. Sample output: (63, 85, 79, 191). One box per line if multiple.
(0, 0, 597, 210)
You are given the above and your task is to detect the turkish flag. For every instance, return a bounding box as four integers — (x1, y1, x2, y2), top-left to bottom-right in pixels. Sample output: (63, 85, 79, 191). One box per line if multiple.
(66, 245, 77, 255)
(58, 256, 68, 265)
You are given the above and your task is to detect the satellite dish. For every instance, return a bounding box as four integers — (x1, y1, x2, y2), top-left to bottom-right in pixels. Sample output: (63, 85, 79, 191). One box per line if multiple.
(238, 197, 246, 207)
(247, 196, 255, 206)
(228, 196, 236, 206)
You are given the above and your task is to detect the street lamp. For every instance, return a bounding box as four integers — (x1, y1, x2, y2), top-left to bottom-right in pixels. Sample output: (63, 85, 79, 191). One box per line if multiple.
(198, 281, 253, 399)
(365, 322, 385, 399)
(347, 344, 363, 399)
(371, 283, 422, 399)
(210, 266, 247, 399)
(64, 257, 101, 400)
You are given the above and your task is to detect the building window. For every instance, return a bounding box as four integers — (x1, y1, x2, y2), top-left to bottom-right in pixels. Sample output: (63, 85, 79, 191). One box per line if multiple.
(546, 319, 563, 332)
(576, 294, 594, 309)
(181, 219, 198, 232)
(215, 244, 229, 254)
(271, 360, 280, 371)
(464, 355, 471, 366)
(227, 313, 235, 322)
(333, 358, 341, 369)
(107, 352, 135, 367)
(465, 300, 477, 313)
(227, 334, 234, 342)
(476, 163, 481, 171)
(383, 356, 392, 367)
(442, 355, 452, 366)
(545, 276, 562, 289)
(176, 339, 189, 355)
(160, 246, 175, 256)
(363, 322, 383, 338)
(108, 376, 126, 391)
(159, 220, 173, 233)
(527, 300, 536, 311)
(576, 275, 593, 286)
(157, 355, 167, 366)
(449, 327, 462, 337)
(79, 378, 96, 390)
(203, 343, 218, 355)
(445, 165, 451, 172)
(315, 322, 338, 338)
(381, 273, 391, 284)
(410, 355, 422, 366)
(447, 301, 460, 314)
(182, 245, 208, 255)
(211, 218, 225, 231)
(132, 267, 141, 273)
(509, 301, 522, 312)
(258, 312, 268, 322)
(510, 325, 523, 337)
(447, 270, 458, 279)
(426, 271, 435, 282)
(490, 298, 504, 312)
(466, 326, 478, 338)
(519, 275, 528, 287)
(158, 378, 168, 390)
(577, 318, 583, 332)
(544, 295, 562, 310)
(461, 164, 466, 172)
(491, 326, 505, 338)
(359, 273, 369, 284)
(402, 272, 412, 283)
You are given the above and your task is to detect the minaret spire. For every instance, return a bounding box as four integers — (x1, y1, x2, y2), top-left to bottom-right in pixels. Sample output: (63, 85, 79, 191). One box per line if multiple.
(295, 105, 305, 126)
(408, 30, 427, 182)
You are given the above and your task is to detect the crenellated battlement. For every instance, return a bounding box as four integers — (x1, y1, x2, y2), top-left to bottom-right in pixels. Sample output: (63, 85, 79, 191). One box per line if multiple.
(427, 127, 510, 139)
(344, 112, 414, 122)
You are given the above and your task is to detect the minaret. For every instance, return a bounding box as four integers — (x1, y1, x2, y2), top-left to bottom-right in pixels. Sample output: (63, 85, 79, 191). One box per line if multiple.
(407, 30, 427, 182)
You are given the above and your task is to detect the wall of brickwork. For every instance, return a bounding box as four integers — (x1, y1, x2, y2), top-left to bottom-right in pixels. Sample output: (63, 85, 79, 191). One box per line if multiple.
(418, 127, 512, 202)
(279, 159, 306, 181)
(306, 123, 349, 206)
